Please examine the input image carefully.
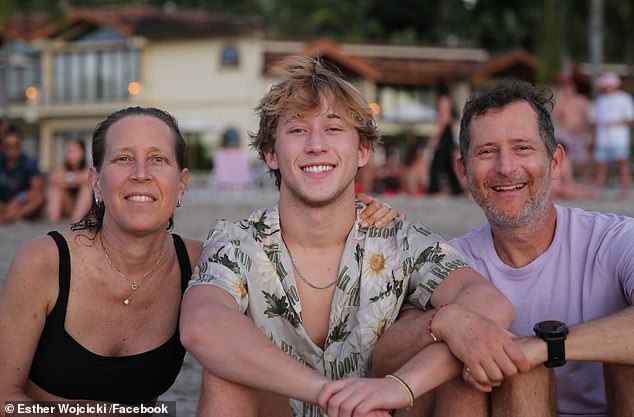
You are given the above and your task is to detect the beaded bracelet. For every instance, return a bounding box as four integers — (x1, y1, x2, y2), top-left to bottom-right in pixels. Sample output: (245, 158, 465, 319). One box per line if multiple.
(385, 374, 414, 408)
(428, 303, 448, 342)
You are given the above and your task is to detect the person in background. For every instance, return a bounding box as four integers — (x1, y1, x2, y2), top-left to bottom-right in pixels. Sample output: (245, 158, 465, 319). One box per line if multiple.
(402, 140, 430, 196)
(590, 72, 634, 200)
(552, 76, 591, 180)
(47, 139, 92, 223)
(426, 79, 463, 196)
(180, 56, 527, 417)
(210, 128, 254, 191)
(373, 146, 402, 195)
(0, 127, 45, 223)
(373, 80, 634, 417)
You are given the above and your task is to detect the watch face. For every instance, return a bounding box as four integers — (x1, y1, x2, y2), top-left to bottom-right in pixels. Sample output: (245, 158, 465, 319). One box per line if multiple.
(536, 320, 568, 336)
(539, 320, 566, 332)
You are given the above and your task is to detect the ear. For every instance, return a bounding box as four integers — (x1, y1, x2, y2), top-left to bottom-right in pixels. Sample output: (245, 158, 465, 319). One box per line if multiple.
(89, 167, 101, 201)
(264, 146, 278, 170)
(357, 144, 370, 168)
(550, 144, 565, 180)
(178, 168, 190, 201)
(456, 155, 467, 179)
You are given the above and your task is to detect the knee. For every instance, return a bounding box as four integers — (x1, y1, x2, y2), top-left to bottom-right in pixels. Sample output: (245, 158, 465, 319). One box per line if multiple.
(198, 370, 260, 417)
(199, 370, 291, 416)
(603, 363, 634, 398)
(604, 364, 634, 417)
(201, 369, 249, 398)
(491, 367, 556, 417)
(433, 377, 488, 417)
(497, 366, 555, 397)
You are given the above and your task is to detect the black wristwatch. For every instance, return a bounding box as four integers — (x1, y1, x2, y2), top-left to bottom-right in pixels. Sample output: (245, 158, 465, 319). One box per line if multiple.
(533, 320, 569, 368)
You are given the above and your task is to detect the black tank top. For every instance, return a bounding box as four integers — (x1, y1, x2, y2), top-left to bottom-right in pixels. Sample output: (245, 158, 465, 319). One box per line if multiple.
(28, 231, 191, 405)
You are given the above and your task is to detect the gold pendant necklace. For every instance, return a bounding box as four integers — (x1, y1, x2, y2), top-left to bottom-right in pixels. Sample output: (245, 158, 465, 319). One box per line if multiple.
(280, 233, 338, 290)
(102, 234, 167, 305)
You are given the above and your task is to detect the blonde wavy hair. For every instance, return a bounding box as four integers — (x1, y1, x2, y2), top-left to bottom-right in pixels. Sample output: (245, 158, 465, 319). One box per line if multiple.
(250, 56, 380, 188)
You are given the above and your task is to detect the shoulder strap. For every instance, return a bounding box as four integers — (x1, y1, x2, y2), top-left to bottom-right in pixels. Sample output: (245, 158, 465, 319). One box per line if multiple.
(171, 234, 192, 293)
(46, 231, 71, 318)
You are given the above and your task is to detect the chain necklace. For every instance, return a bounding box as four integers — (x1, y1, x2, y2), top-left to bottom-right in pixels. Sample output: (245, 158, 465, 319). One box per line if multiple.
(280, 233, 338, 290)
(102, 234, 167, 305)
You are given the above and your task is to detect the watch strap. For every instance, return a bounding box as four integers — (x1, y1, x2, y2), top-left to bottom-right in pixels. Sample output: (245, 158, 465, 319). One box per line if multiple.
(545, 337, 566, 368)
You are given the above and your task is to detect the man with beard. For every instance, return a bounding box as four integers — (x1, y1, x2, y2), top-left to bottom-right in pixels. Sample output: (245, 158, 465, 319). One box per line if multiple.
(372, 80, 634, 417)
(180, 58, 529, 417)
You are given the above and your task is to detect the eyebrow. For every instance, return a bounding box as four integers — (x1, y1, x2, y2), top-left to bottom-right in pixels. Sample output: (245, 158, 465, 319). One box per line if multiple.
(281, 111, 343, 126)
(473, 137, 538, 150)
(110, 145, 168, 154)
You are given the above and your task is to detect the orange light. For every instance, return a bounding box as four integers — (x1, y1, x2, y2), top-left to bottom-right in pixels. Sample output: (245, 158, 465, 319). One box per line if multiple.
(369, 102, 381, 115)
(128, 81, 141, 95)
(25, 86, 38, 100)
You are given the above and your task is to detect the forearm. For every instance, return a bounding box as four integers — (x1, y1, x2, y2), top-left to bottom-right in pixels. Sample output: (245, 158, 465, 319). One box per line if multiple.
(566, 306, 634, 364)
(181, 300, 327, 403)
(372, 308, 435, 376)
(372, 312, 465, 400)
(449, 280, 515, 328)
(374, 273, 516, 380)
(393, 342, 463, 398)
(431, 268, 515, 332)
(0, 388, 37, 417)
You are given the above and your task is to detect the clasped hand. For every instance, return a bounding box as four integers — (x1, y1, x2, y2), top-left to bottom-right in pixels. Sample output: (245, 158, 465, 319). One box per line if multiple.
(434, 304, 531, 391)
(317, 377, 410, 417)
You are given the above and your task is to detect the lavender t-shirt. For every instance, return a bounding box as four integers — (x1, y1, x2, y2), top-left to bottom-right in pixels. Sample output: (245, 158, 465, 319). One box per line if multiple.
(450, 205, 634, 417)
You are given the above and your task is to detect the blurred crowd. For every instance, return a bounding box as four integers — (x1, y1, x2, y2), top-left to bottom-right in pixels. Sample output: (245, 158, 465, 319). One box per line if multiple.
(0, 124, 91, 224)
(1, 72, 632, 226)
(357, 72, 634, 201)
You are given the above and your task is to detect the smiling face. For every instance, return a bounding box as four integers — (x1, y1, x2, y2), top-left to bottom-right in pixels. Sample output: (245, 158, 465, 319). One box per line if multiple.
(265, 95, 370, 207)
(458, 101, 563, 229)
(91, 115, 189, 234)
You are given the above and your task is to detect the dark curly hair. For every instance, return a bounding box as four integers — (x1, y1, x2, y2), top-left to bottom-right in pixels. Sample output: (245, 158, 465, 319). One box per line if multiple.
(459, 79, 556, 162)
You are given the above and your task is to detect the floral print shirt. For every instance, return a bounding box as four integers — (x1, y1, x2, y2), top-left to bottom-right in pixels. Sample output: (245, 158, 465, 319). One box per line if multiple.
(189, 205, 468, 417)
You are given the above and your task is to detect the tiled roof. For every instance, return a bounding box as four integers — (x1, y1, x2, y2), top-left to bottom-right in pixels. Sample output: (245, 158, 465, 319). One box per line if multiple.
(366, 58, 476, 86)
(0, 13, 57, 42)
(472, 49, 536, 82)
(60, 6, 261, 40)
(264, 40, 531, 87)
(298, 39, 381, 80)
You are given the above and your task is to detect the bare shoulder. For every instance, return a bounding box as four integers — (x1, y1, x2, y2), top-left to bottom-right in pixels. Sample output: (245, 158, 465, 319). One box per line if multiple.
(1, 234, 60, 312)
(181, 237, 204, 268)
(9, 234, 59, 278)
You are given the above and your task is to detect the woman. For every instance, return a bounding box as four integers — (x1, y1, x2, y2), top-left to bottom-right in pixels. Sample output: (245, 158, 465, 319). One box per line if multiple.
(0, 107, 201, 411)
(0, 107, 396, 411)
(426, 79, 463, 195)
(47, 139, 93, 223)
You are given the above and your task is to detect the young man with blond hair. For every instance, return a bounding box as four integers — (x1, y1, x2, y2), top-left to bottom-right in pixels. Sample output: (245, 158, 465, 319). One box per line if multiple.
(181, 57, 528, 417)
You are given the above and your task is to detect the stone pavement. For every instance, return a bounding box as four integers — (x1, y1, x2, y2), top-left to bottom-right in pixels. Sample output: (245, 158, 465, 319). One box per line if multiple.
(1, 186, 633, 416)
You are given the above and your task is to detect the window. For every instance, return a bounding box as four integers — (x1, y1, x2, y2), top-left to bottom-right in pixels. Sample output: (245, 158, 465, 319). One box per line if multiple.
(0, 41, 41, 103)
(221, 45, 240, 68)
(51, 29, 140, 103)
(52, 48, 140, 102)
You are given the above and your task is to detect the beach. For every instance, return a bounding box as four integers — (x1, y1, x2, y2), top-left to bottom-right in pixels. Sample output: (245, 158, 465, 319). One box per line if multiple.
(1, 185, 633, 416)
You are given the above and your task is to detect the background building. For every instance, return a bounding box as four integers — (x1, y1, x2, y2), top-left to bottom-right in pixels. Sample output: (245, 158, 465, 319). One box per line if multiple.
(0, 5, 630, 174)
